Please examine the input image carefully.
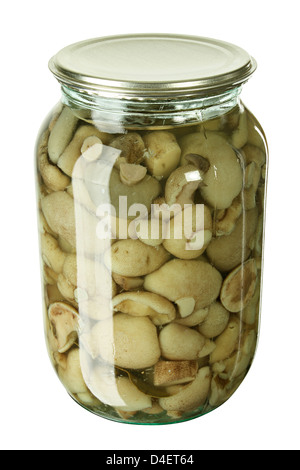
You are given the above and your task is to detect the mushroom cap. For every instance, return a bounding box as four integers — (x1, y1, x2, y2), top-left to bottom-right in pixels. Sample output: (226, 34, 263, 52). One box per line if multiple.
(114, 377, 152, 411)
(165, 164, 203, 207)
(143, 131, 181, 179)
(48, 301, 79, 353)
(106, 239, 170, 277)
(198, 301, 230, 338)
(159, 323, 206, 360)
(109, 168, 161, 217)
(57, 125, 106, 175)
(180, 132, 243, 209)
(144, 258, 222, 308)
(110, 132, 146, 165)
(163, 204, 212, 259)
(158, 366, 211, 412)
(175, 306, 209, 327)
(112, 291, 176, 325)
(41, 191, 76, 248)
(206, 207, 259, 272)
(85, 313, 161, 369)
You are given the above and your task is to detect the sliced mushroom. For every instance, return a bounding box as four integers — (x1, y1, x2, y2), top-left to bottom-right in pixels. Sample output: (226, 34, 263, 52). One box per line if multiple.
(175, 307, 209, 327)
(38, 149, 71, 192)
(112, 273, 144, 291)
(41, 191, 76, 248)
(220, 259, 258, 313)
(184, 153, 211, 172)
(112, 291, 176, 325)
(209, 370, 245, 408)
(46, 284, 65, 305)
(221, 329, 256, 381)
(62, 253, 77, 286)
(243, 162, 262, 210)
(106, 239, 170, 277)
(38, 209, 57, 238)
(114, 377, 152, 412)
(154, 360, 198, 386)
(41, 232, 67, 274)
(209, 315, 241, 364)
(48, 106, 78, 164)
(175, 297, 196, 318)
(242, 143, 266, 168)
(158, 366, 211, 412)
(143, 131, 181, 179)
(213, 195, 242, 237)
(57, 125, 107, 176)
(43, 264, 59, 285)
(165, 164, 204, 207)
(57, 273, 76, 303)
(240, 280, 261, 326)
(159, 323, 206, 360)
(86, 365, 152, 411)
(58, 348, 88, 395)
(48, 301, 79, 353)
(180, 132, 243, 209)
(144, 259, 222, 308)
(206, 207, 258, 272)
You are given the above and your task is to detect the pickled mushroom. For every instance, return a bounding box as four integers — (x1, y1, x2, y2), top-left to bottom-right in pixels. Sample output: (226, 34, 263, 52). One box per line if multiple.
(82, 313, 161, 369)
(144, 258, 222, 308)
(48, 301, 79, 353)
(143, 131, 181, 179)
(112, 291, 176, 325)
(180, 132, 243, 209)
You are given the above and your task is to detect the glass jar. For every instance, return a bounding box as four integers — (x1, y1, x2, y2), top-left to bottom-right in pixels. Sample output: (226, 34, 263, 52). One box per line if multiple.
(35, 34, 268, 424)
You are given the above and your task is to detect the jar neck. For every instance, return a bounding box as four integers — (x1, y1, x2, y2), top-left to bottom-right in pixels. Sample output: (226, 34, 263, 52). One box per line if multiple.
(61, 85, 243, 131)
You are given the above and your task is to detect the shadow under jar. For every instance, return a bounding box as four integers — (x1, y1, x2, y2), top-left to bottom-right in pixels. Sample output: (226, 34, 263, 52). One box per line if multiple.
(35, 34, 268, 424)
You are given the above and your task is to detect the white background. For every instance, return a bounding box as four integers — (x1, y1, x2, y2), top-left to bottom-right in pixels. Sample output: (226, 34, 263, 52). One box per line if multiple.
(1, 0, 299, 451)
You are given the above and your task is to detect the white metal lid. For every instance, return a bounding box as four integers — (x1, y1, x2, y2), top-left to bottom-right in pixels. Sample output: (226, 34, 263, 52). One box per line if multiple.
(49, 34, 257, 98)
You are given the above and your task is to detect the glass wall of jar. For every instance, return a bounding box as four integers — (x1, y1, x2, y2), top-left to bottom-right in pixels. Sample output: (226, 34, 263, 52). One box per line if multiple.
(35, 35, 268, 424)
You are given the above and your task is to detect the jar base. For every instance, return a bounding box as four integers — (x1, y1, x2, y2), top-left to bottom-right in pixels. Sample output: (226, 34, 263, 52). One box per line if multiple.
(68, 393, 216, 425)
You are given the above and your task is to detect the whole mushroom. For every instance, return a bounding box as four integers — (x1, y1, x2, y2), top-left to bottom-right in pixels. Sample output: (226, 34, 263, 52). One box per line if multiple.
(179, 131, 243, 210)
(144, 258, 222, 309)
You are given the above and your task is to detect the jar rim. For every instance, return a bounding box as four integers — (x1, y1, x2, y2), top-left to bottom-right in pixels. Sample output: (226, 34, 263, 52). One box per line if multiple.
(49, 33, 257, 100)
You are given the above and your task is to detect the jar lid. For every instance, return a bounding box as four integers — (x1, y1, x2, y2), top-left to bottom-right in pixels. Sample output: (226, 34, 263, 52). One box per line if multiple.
(49, 34, 257, 99)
